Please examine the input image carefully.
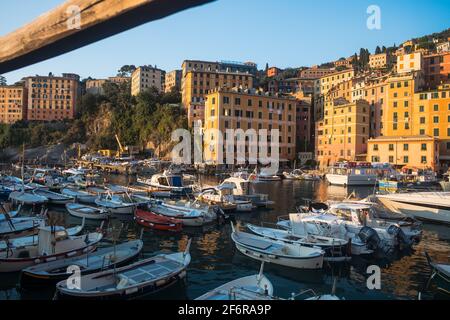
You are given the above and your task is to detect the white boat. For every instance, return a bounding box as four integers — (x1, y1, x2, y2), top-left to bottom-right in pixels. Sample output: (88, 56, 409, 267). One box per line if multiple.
(55, 240, 191, 299)
(257, 171, 281, 182)
(196, 263, 276, 300)
(9, 191, 48, 205)
(61, 188, 96, 204)
(219, 177, 273, 208)
(326, 162, 378, 186)
(137, 169, 193, 195)
(0, 219, 85, 251)
(246, 224, 350, 262)
(197, 185, 253, 213)
(32, 189, 74, 205)
(147, 200, 206, 227)
(0, 226, 102, 272)
(376, 192, 450, 224)
(231, 223, 324, 269)
(66, 203, 110, 220)
(94, 193, 136, 215)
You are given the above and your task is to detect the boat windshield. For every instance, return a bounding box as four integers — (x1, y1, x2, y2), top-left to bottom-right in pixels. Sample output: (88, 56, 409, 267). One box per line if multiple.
(168, 176, 183, 187)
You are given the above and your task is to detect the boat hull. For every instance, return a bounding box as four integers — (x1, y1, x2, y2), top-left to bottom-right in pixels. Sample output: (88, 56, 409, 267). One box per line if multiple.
(326, 174, 377, 186)
(377, 197, 450, 224)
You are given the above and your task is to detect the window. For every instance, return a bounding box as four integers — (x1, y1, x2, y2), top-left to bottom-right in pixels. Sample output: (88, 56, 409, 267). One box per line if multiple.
(389, 156, 394, 163)
(434, 128, 439, 136)
(421, 156, 427, 164)
(403, 156, 409, 163)
(434, 104, 439, 111)
(235, 98, 241, 105)
(403, 144, 409, 151)
(389, 144, 394, 151)
(420, 117, 426, 124)
(434, 116, 439, 123)
(223, 96, 230, 104)
(421, 143, 427, 151)
(419, 105, 424, 112)
(420, 129, 425, 135)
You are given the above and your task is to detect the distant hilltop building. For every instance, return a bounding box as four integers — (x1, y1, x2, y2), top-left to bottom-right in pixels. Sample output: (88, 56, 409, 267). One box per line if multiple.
(267, 67, 282, 78)
(0, 85, 26, 124)
(86, 76, 130, 95)
(131, 65, 165, 96)
(164, 70, 182, 93)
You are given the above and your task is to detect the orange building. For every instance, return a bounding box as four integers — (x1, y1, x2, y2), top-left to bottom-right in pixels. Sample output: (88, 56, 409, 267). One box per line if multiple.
(0, 86, 26, 124)
(364, 74, 388, 137)
(23, 73, 80, 121)
(182, 70, 254, 127)
(267, 67, 282, 78)
(317, 99, 370, 168)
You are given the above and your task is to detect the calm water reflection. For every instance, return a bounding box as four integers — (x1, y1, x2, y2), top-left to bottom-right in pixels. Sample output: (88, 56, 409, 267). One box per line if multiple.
(1, 178, 449, 300)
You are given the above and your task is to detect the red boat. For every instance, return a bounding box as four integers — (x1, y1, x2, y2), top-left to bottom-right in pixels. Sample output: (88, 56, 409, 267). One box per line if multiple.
(134, 209, 183, 232)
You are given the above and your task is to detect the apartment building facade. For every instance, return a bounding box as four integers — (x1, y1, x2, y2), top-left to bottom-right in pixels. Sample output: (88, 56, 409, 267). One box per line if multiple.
(131, 66, 165, 96)
(423, 52, 450, 89)
(164, 70, 182, 93)
(203, 88, 297, 164)
(0, 85, 26, 124)
(23, 73, 80, 121)
(397, 52, 423, 74)
(182, 70, 254, 127)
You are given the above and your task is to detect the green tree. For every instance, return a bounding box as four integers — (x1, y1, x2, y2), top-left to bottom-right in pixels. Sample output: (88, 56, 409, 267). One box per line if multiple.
(117, 65, 136, 77)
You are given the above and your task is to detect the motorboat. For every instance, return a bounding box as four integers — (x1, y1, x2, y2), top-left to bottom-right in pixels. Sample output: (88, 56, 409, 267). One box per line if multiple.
(55, 240, 191, 299)
(246, 224, 350, 262)
(425, 252, 450, 294)
(66, 203, 110, 220)
(30, 168, 67, 191)
(20, 240, 143, 288)
(196, 263, 276, 300)
(197, 185, 253, 212)
(94, 193, 136, 215)
(61, 188, 96, 204)
(230, 223, 324, 269)
(326, 162, 378, 186)
(137, 169, 193, 195)
(218, 177, 273, 208)
(376, 192, 450, 224)
(32, 188, 74, 205)
(0, 226, 103, 272)
(0, 220, 85, 251)
(134, 208, 182, 232)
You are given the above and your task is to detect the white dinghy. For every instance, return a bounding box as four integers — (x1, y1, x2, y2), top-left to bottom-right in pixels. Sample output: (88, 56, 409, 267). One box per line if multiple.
(66, 203, 110, 220)
(196, 262, 276, 300)
(230, 223, 324, 269)
(61, 188, 96, 204)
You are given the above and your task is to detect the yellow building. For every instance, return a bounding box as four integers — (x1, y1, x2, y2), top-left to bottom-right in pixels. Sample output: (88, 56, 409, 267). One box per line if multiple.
(203, 87, 297, 164)
(413, 84, 450, 168)
(319, 68, 355, 96)
(131, 66, 165, 96)
(369, 53, 390, 69)
(367, 136, 439, 170)
(383, 72, 424, 137)
(0, 86, 26, 124)
(182, 70, 254, 127)
(164, 70, 182, 93)
(317, 99, 370, 168)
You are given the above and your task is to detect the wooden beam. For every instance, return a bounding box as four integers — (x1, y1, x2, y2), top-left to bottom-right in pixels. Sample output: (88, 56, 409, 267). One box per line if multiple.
(0, 0, 214, 74)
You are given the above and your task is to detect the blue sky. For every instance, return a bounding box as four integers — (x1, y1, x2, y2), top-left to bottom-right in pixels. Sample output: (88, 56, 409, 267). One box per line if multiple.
(1, 0, 450, 84)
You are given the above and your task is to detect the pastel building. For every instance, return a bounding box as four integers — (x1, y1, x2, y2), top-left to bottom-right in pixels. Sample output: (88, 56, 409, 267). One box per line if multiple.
(0, 85, 26, 124)
(397, 52, 423, 74)
(131, 66, 165, 95)
(165, 70, 182, 93)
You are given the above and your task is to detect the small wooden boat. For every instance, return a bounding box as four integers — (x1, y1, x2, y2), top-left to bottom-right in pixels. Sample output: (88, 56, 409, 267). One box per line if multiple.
(231, 223, 324, 269)
(196, 262, 276, 300)
(20, 240, 143, 288)
(147, 200, 205, 227)
(246, 224, 350, 262)
(134, 208, 182, 232)
(0, 218, 45, 240)
(0, 226, 103, 273)
(0, 219, 85, 252)
(66, 203, 109, 220)
(55, 239, 192, 300)
(33, 189, 74, 205)
(61, 188, 96, 204)
(9, 191, 48, 205)
(95, 194, 136, 215)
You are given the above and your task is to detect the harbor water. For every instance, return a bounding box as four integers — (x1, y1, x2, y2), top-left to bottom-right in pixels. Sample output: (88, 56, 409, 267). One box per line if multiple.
(1, 178, 449, 300)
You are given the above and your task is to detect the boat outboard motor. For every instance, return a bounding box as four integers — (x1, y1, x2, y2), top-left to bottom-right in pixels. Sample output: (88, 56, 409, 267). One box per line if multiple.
(358, 226, 381, 250)
(309, 202, 329, 213)
(387, 224, 411, 247)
